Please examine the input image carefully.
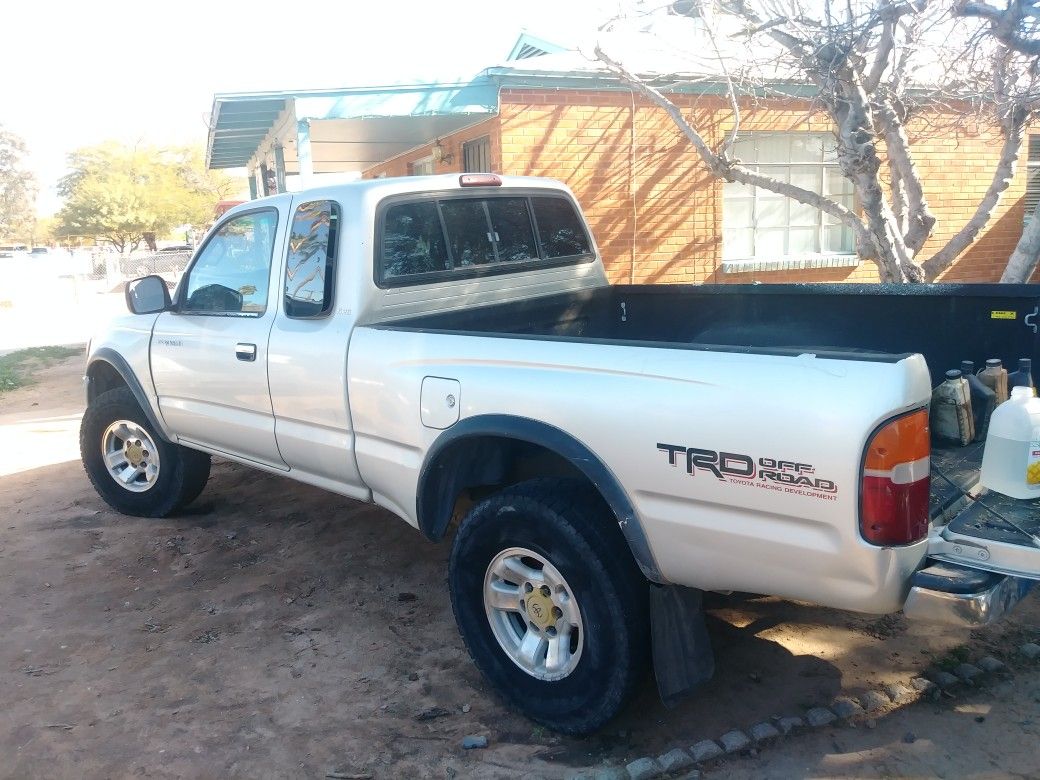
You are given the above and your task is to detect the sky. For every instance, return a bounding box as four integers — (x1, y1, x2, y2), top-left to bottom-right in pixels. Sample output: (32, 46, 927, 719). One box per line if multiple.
(3, 0, 623, 214)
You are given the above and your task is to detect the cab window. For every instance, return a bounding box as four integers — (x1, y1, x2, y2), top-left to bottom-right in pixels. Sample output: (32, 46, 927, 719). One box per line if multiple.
(182, 210, 277, 315)
(285, 200, 339, 318)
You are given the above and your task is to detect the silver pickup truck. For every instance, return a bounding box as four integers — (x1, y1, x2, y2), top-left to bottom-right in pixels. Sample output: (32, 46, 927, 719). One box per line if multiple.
(81, 173, 1040, 734)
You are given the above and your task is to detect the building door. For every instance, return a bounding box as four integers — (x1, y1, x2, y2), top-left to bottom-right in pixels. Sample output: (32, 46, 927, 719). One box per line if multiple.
(463, 136, 491, 173)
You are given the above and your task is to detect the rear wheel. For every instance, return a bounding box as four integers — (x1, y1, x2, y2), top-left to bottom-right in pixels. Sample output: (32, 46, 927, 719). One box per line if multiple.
(81, 387, 210, 517)
(449, 478, 649, 735)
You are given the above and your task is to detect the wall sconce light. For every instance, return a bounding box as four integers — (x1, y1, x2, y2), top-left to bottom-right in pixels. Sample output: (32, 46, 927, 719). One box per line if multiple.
(432, 139, 454, 165)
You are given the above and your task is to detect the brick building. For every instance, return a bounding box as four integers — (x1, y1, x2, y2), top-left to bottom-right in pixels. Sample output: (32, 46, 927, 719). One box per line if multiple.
(207, 33, 1040, 284)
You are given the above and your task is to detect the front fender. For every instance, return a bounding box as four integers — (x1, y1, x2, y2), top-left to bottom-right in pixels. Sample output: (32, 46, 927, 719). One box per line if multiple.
(86, 347, 171, 442)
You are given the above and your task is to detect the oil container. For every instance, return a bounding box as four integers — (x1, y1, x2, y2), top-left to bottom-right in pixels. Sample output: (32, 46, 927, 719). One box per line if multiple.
(981, 385, 1040, 499)
(931, 369, 975, 446)
(960, 360, 996, 440)
(1007, 358, 1034, 394)
(978, 359, 1009, 404)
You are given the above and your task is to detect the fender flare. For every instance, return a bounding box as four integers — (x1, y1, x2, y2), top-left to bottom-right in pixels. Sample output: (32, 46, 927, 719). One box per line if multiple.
(86, 348, 172, 442)
(417, 414, 665, 583)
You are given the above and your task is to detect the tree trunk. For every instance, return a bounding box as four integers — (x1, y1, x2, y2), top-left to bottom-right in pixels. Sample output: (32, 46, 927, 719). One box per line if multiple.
(922, 111, 1027, 281)
(1001, 200, 1040, 282)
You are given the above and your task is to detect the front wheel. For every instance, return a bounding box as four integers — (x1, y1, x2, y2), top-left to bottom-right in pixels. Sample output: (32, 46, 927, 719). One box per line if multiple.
(448, 478, 649, 735)
(80, 387, 210, 517)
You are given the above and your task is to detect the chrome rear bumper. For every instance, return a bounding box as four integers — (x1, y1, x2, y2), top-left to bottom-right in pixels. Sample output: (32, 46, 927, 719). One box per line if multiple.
(904, 573, 1035, 627)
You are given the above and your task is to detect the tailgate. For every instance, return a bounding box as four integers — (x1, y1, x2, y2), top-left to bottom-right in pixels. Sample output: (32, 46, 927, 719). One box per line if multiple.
(929, 492, 1040, 580)
(929, 439, 1040, 580)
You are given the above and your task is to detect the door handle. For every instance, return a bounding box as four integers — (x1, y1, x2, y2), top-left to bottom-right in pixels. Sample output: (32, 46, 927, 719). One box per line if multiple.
(236, 343, 257, 362)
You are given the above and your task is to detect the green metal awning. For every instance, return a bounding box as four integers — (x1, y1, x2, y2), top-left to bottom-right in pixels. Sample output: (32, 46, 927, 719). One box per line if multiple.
(206, 79, 500, 171)
(207, 97, 288, 169)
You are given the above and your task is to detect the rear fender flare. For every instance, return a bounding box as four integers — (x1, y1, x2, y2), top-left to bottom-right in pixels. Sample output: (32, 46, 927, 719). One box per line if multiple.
(417, 414, 664, 583)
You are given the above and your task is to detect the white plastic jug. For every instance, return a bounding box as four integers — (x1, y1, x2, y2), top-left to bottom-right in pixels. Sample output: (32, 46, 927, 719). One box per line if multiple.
(980, 385, 1040, 499)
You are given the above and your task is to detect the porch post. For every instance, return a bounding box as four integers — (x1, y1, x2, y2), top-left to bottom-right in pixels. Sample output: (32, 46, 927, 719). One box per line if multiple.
(247, 168, 258, 200)
(296, 119, 313, 185)
(274, 144, 287, 193)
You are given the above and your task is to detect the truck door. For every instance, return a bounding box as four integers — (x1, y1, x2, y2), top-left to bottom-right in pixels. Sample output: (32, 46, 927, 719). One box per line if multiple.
(267, 197, 368, 499)
(150, 205, 288, 468)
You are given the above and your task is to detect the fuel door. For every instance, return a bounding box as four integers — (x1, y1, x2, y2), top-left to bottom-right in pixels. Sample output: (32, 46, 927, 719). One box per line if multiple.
(421, 377, 461, 430)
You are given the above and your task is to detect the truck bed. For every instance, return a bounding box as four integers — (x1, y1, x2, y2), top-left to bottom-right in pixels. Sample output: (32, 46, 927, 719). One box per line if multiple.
(382, 283, 1039, 370)
(381, 282, 1040, 525)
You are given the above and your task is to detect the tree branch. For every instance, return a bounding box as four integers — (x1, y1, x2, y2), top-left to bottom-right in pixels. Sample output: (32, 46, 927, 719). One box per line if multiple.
(593, 45, 862, 229)
(875, 98, 935, 252)
(956, 0, 1040, 55)
(922, 106, 1029, 280)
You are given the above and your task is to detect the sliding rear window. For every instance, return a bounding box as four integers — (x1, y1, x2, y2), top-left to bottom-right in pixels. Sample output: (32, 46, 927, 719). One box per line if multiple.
(377, 193, 592, 287)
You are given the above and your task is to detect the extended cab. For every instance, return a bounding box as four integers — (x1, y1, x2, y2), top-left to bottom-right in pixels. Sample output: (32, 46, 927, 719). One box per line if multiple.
(81, 174, 1040, 734)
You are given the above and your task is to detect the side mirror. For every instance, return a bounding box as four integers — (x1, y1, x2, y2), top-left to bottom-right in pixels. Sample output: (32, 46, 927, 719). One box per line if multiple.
(125, 275, 172, 314)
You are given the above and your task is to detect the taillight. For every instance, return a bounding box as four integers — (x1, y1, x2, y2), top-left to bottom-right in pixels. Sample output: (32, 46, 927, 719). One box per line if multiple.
(860, 409, 931, 545)
(459, 173, 502, 187)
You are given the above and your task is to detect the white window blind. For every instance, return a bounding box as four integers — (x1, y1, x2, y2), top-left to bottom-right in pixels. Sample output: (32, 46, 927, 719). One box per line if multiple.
(1025, 135, 1040, 225)
(722, 133, 855, 263)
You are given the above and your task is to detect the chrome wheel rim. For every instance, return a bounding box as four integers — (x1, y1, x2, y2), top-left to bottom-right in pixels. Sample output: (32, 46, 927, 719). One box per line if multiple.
(101, 420, 160, 493)
(483, 546, 584, 681)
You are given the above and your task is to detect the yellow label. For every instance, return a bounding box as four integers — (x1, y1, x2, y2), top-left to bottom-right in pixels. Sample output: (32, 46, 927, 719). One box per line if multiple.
(991, 310, 1017, 320)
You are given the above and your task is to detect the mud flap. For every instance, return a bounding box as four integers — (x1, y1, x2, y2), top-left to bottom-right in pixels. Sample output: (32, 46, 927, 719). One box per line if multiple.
(650, 584, 715, 707)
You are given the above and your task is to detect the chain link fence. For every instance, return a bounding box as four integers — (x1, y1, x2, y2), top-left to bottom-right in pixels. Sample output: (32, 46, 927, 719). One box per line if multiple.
(0, 248, 194, 352)
(101, 249, 193, 289)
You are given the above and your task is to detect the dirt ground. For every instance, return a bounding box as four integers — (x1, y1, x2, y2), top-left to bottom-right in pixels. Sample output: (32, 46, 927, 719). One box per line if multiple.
(1, 356, 1039, 779)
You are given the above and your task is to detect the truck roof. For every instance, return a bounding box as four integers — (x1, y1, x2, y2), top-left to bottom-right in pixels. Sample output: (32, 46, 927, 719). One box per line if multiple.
(241, 173, 574, 212)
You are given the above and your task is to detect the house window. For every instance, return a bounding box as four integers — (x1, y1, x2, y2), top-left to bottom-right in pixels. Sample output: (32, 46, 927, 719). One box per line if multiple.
(463, 136, 491, 173)
(1025, 135, 1040, 225)
(409, 156, 434, 176)
(722, 133, 854, 263)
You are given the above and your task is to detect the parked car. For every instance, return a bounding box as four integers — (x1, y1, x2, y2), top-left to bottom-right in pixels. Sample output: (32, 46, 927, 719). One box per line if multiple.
(79, 174, 1040, 734)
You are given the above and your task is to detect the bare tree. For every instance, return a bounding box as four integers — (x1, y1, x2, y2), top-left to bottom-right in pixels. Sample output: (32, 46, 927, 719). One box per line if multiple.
(956, 0, 1040, 281)
(595, 0, 1040, 283)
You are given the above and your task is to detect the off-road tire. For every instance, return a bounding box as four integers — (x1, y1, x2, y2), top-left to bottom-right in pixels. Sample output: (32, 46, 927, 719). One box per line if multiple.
(80, 387, 210, 517)
(449, 478, 649, 735)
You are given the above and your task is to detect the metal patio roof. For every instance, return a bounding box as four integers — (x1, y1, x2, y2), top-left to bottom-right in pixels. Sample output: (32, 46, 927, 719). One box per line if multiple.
(206, 79, 499, 170)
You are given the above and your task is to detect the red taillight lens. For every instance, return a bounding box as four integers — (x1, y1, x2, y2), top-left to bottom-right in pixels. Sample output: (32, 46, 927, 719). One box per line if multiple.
(860, 409, 931, 546)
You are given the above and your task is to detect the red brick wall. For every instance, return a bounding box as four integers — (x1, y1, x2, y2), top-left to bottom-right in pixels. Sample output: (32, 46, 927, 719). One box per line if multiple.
(365, 89, 1039, 284)
(363, 117, 500, 179)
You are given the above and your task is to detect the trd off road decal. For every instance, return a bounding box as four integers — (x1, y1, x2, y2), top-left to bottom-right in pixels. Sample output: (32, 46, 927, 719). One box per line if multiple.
(657, 443, 839, 501)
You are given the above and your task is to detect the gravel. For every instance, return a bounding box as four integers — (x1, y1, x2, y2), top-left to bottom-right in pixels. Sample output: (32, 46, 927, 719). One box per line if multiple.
(625, 757, 664, 780)
(932, 671, 961, 690)
(719, 730, 751, 754)
(1019, 643, 1040, 660)
(858, 690, 891, 713)
(690, 740, 724, 763)
(954, 663, 983, 684)
(749, 722, 781, 742)
(978, 656, 1006, 673)
(831, 696, 865, 719)
(885, 682, 917, 704)
(805, 707, 837, 727)
(910, 677, 938, 695)
(657, 748, 694, 774)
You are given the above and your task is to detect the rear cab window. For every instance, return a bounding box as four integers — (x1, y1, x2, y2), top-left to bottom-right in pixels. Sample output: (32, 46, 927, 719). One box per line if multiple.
(284, 199, 339, 318)
(377, 192, 592, 287)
